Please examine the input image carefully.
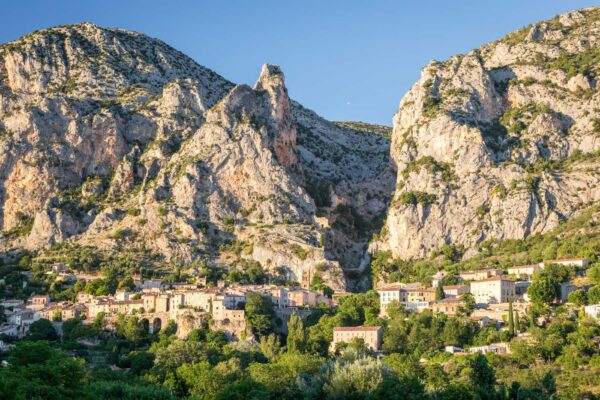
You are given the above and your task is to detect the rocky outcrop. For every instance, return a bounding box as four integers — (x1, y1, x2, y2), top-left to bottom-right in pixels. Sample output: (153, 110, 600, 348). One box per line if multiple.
(375, 7, 600, 260)
(0, 23, 395, 290)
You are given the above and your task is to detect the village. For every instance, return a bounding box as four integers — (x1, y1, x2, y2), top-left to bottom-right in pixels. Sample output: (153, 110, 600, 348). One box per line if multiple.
(0, 256, 597, 356)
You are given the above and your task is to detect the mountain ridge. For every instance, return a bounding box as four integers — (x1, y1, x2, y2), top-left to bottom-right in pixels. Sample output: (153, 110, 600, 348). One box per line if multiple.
(1, 9, 600, 290)
(0, 22, 393, 291)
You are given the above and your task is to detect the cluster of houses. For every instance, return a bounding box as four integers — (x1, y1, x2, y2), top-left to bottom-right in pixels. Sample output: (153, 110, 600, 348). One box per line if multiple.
(329, 257, 595, 353)
(1, 257, 597, 356)
(0, 273, 331, 341)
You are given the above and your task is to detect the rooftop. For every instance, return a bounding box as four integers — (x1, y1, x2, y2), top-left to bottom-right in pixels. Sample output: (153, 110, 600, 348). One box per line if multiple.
(376, 283, 405, 291)
(508, 264, 539, 269)
(333, 326, 382, 332)
(471, 277, 514, 283)
(544, 258, 588, 263)
(435, 298, 463, 304)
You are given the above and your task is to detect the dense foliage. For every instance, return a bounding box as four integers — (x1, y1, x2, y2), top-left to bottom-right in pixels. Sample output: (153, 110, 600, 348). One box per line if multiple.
(2, 286, 598, 399)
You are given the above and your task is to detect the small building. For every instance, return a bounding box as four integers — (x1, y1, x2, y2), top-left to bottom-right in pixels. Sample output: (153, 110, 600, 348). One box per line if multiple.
(442, 285, 469, 298)
(432, 271, 448, 287)
(468, 342, 510, 355)
(405, 287, 436, 303)
(470, 277, 515, 304)
(377, 283, 406, 316)
(445, 345, 465, 354)
(507, 264, 541, 279)
(142, 279, 162, 289)
(585, 304, 600, 320)
(515, 281, 532, 296)
(560, 282, 579, 303)
(332, 292, 352, 305)
(540, 258, 589, 268)
(331, 326, 383, 352)
(459, 268, 503, 282)
(51, 263, 67, 273)
(469, 315, 498, 328)
(431, 298, 464, 316)
(0, 299, 24, 309)
(28, 295, 51, 311)
(404, 302, 431, 313)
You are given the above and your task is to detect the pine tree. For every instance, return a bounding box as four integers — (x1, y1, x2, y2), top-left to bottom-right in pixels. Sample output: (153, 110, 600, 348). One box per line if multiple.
(508, 301, 514, 337)
(286, 312, 307, 353)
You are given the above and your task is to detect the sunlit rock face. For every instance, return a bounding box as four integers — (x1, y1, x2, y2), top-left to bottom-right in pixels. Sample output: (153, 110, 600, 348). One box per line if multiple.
(374, 8, 600, 260)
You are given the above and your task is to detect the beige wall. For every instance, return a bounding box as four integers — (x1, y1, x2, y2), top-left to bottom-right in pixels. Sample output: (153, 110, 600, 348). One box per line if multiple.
(331, 328, 383, 351)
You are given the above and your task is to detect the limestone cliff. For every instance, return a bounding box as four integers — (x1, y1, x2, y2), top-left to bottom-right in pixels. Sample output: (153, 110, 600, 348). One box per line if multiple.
(0, 23, 392, 291)
(375, 8, 600, 260)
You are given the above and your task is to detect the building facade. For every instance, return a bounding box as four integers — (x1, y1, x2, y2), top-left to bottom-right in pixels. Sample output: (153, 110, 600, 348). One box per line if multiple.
(470, 278, 515, 304)
(331, 326, 383, 351)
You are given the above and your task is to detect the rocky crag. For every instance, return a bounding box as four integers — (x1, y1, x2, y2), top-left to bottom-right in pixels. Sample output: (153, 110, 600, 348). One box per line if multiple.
(373, 8, 600, 261)
(0, 23, 392, 291)
(2, 8, 599, 290)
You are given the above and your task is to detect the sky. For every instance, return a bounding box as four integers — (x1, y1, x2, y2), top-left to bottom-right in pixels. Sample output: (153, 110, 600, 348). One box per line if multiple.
(1, 0, 599, 125)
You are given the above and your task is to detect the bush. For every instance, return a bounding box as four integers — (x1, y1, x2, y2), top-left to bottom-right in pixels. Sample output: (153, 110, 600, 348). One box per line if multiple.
(401, 157, 455, 183)
(222, 216, 235, 226)
(290, 244, 308, 261)
(397, 191, 437, 206)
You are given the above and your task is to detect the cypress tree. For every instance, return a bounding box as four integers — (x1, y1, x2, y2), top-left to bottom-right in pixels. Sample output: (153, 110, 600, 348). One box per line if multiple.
(529, 307, 536, 331)
(508, 300, 514, 336)
(436, 285, 445, 301)
(514, 310, 520, 333)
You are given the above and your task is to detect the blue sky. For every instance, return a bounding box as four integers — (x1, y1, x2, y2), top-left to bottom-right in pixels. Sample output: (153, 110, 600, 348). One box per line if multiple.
(1, 1, 598, 125)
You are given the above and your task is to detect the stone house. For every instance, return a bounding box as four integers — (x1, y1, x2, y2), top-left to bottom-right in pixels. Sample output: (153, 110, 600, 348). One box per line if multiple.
(459, 269, 503, 282)
(507, 264, 541, 279)
(431, 298, 464, 315)
(470, 277, 516, 304)
(331, 326, 383, 352)
(442, 285, 469, 298)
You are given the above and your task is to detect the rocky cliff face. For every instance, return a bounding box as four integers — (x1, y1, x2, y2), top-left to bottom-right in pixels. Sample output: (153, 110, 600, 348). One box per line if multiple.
(375, 8, 600, 260)
(0, 23, 392, 291)
(5, 9, 596, 288)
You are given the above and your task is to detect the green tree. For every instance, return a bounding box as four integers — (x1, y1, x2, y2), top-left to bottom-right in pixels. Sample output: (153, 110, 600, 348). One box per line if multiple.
(568, 289, 588, 307)
(259, 333, 282, 360)
(118, 275, 135, 291)
(27, 318, 58, 341)
(458, 293, 475, 316)
(214, 377, 270, 400)
(117, 315, 148, 345)
(528, 274, 559, 306)
(322, 356, 396, 399)
(177, 360, 240, 399)
(286, 313, 307, 353)
(587, 285, 600, 304)
(435, 285, 445, 301)
(508, 301, 515, 337)
(469, 353, 497, 400)
(86, 381, 174, 400)
(245, 293, 276, 338)
(247, 352, 323, 399)
(587, 265, 600, 285)
(3, 341, 87, 398)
